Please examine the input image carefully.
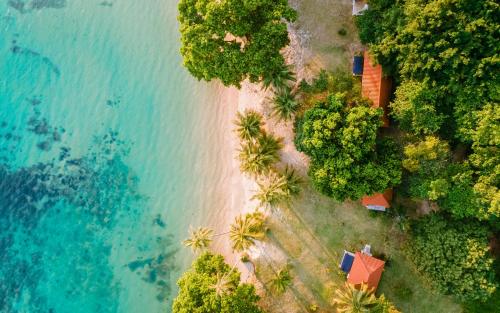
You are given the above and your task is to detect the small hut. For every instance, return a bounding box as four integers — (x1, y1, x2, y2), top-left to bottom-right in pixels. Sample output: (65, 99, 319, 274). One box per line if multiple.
(362, 189, 393, 212)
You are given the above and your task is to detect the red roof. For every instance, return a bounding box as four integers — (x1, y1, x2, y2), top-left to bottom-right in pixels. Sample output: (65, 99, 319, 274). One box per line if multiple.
(362, 51, 392, 127)
(347, 252, 385, 291)
(362, 189, 393, 208)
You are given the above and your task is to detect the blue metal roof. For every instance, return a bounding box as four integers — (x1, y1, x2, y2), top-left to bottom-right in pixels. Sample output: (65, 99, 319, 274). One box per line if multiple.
(340, 250, 355, 273)
(352, 55, 364, 76)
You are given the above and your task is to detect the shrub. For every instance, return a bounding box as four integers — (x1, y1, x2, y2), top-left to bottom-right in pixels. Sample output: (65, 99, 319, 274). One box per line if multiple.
(406, 214, 497, 302)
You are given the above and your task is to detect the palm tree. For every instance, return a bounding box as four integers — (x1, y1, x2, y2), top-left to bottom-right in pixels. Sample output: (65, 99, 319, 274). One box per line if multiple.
(234, 110, 263, 141)
(210, 271, 235, 297)
(229, 211, 266, 252)
(262, 64, 296, 91)
(333, 283, 378, 313)
(270, 265, 293, 294)
(270, 86, 300, 121)
(238, 132, 282, 176)
(183, 227, 213, 253)
(282, 166, 302, 197)
(252, 171, 289, 209)
(258, 131, 283, 160)
(252, 168, 301, 209)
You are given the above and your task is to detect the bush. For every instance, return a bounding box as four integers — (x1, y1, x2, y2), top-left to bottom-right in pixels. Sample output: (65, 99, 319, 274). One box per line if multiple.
(406, 214, 497, 302)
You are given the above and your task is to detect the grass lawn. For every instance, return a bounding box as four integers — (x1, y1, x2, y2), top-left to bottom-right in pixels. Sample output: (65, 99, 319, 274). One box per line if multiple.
(254, 182, 462, 312)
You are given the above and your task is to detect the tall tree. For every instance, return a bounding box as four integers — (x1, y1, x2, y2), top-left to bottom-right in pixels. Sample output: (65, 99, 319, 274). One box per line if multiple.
(183, 227, 214, 253)
(234, 110, 264, 141)
(178, 0, 297, 87)
(295, 94, 401, 201)
(229, 212, 267, 252)
(238, 131, 282, 176)
(172, 252, 265, 313)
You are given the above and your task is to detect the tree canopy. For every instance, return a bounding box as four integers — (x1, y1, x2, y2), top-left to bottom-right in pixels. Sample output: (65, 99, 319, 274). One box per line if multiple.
(356, 0, 500, 222)
(295, 94, 401, 201)
(172, 252, 265, 313)
(406, 214, 497, 302)
(178, 0, 297, 87)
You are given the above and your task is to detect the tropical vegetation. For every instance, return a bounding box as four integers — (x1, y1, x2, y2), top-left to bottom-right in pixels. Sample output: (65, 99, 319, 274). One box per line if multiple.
(295, 94, 401, 201)
(178, 0, 297, 87)
(229, 211, 267, 252)
(355, 0, 500, 223)
(235, 110, 264, 141)
(406, 214, 497, 302)
(172, 252, 265, 313)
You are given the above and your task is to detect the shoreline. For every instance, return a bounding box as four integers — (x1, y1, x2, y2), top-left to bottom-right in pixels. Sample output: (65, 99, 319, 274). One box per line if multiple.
(206, 21, 315, 283)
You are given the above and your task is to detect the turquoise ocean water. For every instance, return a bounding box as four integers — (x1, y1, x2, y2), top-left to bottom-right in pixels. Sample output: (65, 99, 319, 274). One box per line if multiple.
(0, 1, 233, 312)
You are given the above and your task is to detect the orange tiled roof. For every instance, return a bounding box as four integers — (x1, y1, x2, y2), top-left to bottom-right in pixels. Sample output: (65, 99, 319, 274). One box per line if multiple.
(347, 252, 385, 291)
(362, 51, 392, 127)
(362, 189, 393, 208)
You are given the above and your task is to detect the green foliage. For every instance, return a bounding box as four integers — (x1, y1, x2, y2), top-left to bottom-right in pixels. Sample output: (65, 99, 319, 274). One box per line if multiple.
(252, 171, 290, 209)
(402, 136, 450, 173)
(238, 131, 283, 176)
(406, 214, 497, 302)
(463, 286, 500, 313)
(298, 70, 362, 102)
(178, 0, 297, 87)
(333, 283, 379, 313)
(270, 86, 300, 121)
(270, 265, 293, 294)
(359, 0, 499, 139)
(229, 211, 266, 252)
(390, 81, 444, 135)
(355, 0, 499, 222)
(183, 227, 214, 253)
(252, 167, 301, 209)
(375, 295, 401, 313)
(261, 64, 296, 91)
(401, 136, 451, 200)
(235, 110, 264, 141)
(468, 103, 500, 220)
(295, 94, 401, 201)
(172, 252, 264, 313)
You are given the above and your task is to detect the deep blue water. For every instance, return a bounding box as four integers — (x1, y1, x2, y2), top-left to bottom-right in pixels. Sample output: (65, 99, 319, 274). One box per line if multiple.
(0, 1, 232, 312)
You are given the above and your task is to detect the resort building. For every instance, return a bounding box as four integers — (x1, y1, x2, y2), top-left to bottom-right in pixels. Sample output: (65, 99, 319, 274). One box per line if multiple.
(361, 51, 391, 127)
(340, 245, 386, 291)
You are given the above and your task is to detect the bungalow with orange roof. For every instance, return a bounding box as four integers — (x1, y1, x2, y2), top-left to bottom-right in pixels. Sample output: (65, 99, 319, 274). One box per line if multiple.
(339, 245, 385, 291)
(361, 51, 391, 127)
(362, 189, 393, 212)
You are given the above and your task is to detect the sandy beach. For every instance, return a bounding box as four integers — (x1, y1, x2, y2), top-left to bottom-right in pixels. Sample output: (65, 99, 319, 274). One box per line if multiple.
(203, 20, 315, 283)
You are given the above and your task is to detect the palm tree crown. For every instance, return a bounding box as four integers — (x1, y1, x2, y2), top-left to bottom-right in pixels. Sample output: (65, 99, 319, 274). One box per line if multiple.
(252, 171, 289, 209)
(234, 110, 263, 141)
(270, 86, 300, 121)
(333, 283, 378, 313)
(238, 132, 282, 176)
(183, 227, 213, 253)
(270, 265, 293, 294)
(229, 211, 266, 252)
(252, 168, 301, 209)
(262, 64, 296, 91)
(282, 166, 302, 197)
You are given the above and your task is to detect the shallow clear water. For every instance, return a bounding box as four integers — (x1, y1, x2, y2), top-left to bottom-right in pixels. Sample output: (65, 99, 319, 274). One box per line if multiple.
(0, 1, 232, 312)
